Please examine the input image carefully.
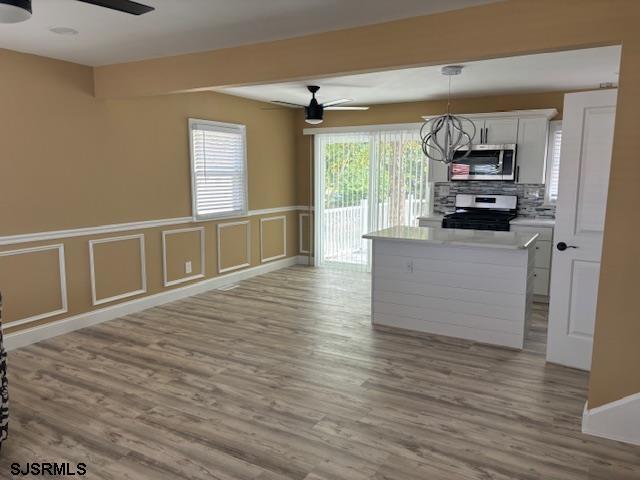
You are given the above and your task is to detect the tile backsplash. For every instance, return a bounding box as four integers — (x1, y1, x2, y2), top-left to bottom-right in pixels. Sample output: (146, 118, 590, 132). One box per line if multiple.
(433, 181, 556, 218)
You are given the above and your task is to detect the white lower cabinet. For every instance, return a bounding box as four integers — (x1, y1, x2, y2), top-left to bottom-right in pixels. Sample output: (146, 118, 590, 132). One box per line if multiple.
(533, 267, 550, 296)
(417, 220, 555, 298)
(511, 224, 554, 298)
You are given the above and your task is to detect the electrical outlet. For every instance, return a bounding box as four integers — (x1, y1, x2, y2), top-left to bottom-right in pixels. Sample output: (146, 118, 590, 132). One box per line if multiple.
(524, 186, 540, 199)
(438, 185, 451, 197)
(405, 260, 414, 273)
(185, 261, 192, 274)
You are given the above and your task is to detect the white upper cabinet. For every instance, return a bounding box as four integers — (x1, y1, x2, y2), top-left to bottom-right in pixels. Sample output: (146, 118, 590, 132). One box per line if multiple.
(429, 159, 449, 183)
(482, 117, 519, 145)
(423, 109, 557, 185)
(468, 118, 484, 144)
(516, 116, 550, 184)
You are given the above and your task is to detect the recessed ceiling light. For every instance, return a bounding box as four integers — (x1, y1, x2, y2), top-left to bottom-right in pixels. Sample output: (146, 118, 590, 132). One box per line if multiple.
(50, 26, 79, 35)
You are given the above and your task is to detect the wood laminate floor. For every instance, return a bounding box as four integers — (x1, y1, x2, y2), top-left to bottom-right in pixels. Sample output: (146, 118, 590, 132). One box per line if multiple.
(0, 266, 638, 479)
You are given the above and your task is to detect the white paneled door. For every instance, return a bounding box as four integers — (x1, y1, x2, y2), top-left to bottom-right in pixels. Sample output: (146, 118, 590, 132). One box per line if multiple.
(546, 89, 617, 371)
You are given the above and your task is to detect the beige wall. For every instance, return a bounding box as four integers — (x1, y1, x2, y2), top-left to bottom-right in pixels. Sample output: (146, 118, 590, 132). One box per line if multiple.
(0, 248, 63, 321)
(90, 0, 640, 409)
(163, 228, 204, 284)
(296, 91, 566, 205)
(0, 48, 298, 235)
(92, 237, 145, 302)
(0, 49, 302, 336)
(260, 217, 287, 262)
(218, 222, 250, 272)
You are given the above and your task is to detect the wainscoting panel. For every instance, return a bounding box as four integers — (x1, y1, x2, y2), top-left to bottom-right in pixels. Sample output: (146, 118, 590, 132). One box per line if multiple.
(217, 221, 251, 274)
(0, 244, 68, 327)
(162, 227, 205, 287)
(89, 234, 147, 306)
(261, 216, 287, 263)
(2, 208, 305, 335)
(299, 213, 311, 254)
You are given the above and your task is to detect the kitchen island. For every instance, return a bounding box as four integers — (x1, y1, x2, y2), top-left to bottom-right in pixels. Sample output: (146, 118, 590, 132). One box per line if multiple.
(363, 226, 539, 349)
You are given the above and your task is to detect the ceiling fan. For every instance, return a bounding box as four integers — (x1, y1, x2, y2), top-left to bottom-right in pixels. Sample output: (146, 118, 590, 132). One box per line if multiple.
(0, 0, 154, 23)
(272, 86, 370, 125)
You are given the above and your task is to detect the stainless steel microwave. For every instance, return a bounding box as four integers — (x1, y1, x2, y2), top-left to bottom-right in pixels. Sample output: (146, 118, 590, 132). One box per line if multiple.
(449, 144, 517, 181)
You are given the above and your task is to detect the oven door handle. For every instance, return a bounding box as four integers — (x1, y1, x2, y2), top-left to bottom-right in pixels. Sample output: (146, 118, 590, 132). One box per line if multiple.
(498, 150, 504, 178)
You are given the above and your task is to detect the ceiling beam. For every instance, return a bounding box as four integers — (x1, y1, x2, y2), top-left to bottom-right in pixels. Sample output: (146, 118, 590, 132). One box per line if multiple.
(92, 0, 624, 99)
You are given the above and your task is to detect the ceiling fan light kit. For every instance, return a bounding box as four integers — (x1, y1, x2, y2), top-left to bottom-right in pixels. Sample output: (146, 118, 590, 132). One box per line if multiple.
(305, 86, 324, 124)
(0, 0, 31, 24)
(271, 85, 370, 125)
(0, 0, 154, 23)
(420, 65, 476, 164)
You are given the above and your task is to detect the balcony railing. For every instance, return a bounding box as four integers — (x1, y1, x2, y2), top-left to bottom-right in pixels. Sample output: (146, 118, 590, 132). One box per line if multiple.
(322, 197, 427, 266)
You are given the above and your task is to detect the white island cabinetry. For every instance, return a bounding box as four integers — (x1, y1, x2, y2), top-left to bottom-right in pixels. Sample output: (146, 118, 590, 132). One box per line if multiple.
(364, 226, 538, 350)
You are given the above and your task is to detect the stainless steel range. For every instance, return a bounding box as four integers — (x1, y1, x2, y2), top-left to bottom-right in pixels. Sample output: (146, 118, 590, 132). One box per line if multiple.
(442, 194, 518, 231)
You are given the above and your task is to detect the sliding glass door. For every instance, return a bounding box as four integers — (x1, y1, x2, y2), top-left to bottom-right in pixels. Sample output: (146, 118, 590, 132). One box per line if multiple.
(314, 128, 428, 270)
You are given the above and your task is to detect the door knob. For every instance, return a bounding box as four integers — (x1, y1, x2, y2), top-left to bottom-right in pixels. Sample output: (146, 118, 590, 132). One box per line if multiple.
(557, 242, 578, 251)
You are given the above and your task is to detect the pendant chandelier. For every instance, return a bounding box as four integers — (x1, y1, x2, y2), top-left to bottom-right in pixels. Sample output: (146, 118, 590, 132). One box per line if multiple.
(420, 65, 476, 164)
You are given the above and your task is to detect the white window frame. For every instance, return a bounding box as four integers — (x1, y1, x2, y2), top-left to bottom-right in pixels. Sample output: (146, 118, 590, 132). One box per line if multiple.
(544, 120, 563, 205)
(188, 118, 249, 221)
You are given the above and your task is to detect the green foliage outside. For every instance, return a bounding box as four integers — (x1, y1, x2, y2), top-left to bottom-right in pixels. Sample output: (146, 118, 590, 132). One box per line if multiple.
(323, 137, 428, 209)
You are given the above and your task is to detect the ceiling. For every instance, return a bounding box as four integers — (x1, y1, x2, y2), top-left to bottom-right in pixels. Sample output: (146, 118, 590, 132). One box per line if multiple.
(219, 46, 622, 107)
(0, 0, 499, 66)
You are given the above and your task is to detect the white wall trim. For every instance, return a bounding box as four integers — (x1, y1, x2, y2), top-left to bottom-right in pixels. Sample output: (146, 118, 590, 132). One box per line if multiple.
(260, 215, 287, 263)
(4, 256, 299, 352)
(0, 244, 68, 328)
(0, 206, 310, 247)
(582, 393, 640, 446)
(422, 108, 558, 121)
(217, 220, 251, 274)
(161, 227, 206, 287)
(299, 213, 310, 254)
(249, 206, 307, 216)
(0, 217, 192, 246)
(89, 234, 147, 306)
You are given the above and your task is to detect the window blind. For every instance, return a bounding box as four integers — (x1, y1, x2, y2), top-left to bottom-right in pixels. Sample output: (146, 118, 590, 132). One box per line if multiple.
(546, 122, 562, 204)
(189, 119, 247, 221)
(314, 128, 428, 270)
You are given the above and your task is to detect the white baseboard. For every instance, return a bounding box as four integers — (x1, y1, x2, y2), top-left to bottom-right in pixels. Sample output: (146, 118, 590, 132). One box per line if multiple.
(582, 393, 640, 446)
(4, 256, 299, 351)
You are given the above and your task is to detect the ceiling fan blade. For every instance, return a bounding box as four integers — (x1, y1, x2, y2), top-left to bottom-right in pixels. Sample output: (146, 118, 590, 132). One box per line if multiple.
(322, 98, 353, 107)
(270, 101, 305, 108)
(76, 0, 155, 15)
(325, 106, 370, 111)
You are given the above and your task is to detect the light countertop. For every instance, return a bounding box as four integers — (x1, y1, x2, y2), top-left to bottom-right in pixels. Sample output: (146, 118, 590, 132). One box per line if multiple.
(418, 214, 555, 228)
(509, 217, 556, 227)
(363, 226, 538, 250)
